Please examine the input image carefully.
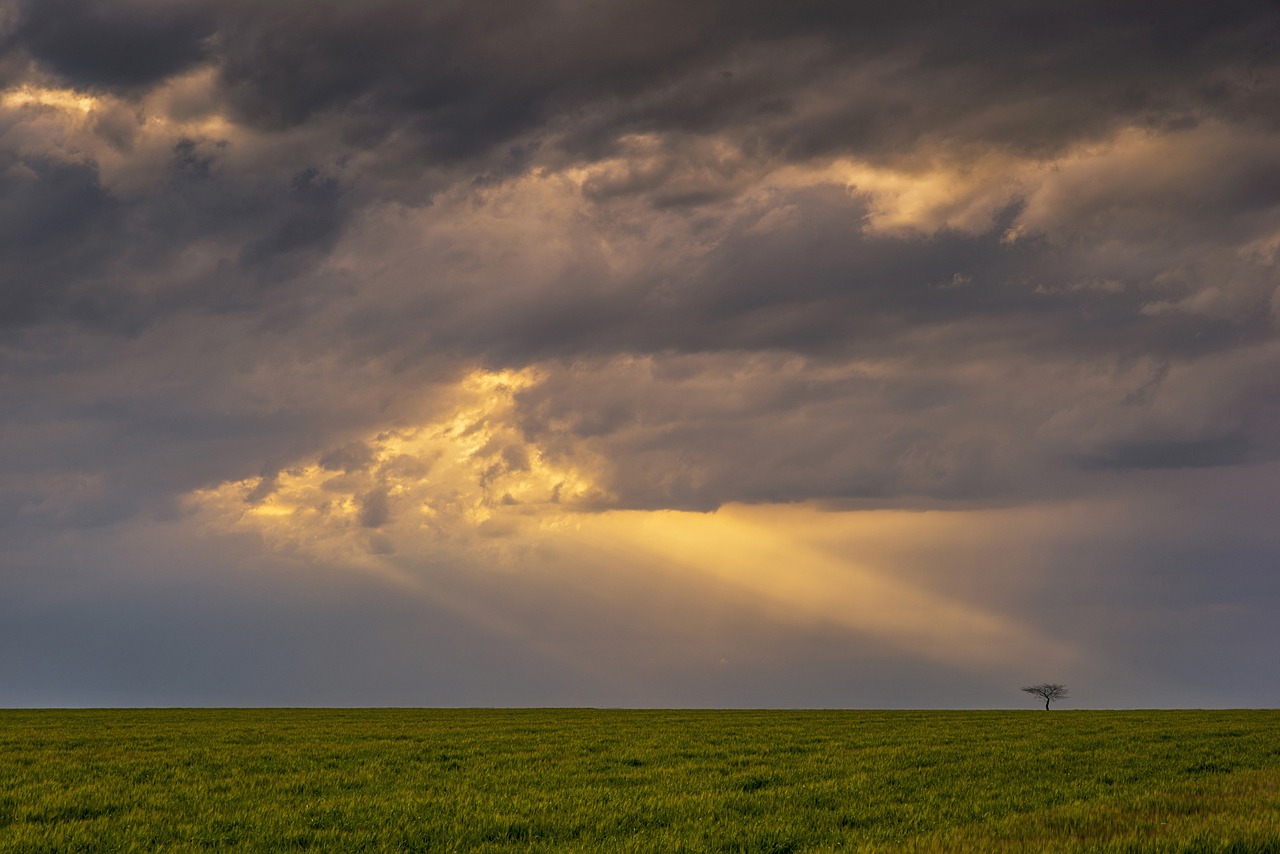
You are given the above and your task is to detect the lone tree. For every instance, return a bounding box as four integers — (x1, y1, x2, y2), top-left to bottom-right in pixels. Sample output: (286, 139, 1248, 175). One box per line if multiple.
(1022, 683, 1069, 709)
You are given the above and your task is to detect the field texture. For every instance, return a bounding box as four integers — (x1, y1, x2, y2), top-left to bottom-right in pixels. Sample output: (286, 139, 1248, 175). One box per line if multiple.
(1, 709, 1279, 852)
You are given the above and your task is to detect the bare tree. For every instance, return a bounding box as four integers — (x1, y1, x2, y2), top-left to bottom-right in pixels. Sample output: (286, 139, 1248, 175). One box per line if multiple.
(1022, 683, 1068, 709)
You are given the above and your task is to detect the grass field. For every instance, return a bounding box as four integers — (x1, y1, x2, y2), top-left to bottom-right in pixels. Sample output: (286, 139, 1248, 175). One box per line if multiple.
(2, 709, 1279, 852)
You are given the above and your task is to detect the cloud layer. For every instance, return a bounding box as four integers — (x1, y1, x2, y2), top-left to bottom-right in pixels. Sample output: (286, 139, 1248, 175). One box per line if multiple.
(2, 0, 1278, 707)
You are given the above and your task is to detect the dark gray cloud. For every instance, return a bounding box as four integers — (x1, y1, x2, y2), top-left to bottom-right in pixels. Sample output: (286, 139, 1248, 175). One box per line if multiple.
(0, 138, 348, 334)
(0, 155, 118, 327)
(8, 0, 1277, 167)
(207, 0, 1280, 162)
(1079, 433, 1253, 472)
(332, 184, 1277, 368)
(10, 0, 215, 90)
(3, 0, 1277, 346)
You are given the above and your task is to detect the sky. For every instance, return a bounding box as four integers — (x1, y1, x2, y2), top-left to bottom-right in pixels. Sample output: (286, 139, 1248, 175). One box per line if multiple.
(2, 0, 1280, 708)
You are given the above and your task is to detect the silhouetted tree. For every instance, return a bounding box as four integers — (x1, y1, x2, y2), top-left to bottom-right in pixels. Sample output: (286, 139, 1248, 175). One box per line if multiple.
(1022, 683, 1068, 709)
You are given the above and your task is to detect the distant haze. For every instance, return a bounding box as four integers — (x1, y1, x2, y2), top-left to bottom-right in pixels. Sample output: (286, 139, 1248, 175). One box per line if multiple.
(2, 0, 1280, 707)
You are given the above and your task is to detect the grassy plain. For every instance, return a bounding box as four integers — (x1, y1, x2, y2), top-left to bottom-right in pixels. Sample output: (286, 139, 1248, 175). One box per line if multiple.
(1, 709, 1279, 852)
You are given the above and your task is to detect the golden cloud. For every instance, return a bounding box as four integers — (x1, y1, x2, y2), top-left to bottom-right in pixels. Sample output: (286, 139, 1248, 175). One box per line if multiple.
(186, 367, 1074, 673)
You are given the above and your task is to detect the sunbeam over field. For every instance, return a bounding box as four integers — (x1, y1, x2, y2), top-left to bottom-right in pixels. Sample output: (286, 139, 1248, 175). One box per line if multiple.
(5, 0, 1280, 718)
(2, 709, 1280, 852)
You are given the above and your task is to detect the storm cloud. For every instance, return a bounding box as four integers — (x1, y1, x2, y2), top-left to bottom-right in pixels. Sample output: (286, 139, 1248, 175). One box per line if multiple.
(1, 0, 1279, 707)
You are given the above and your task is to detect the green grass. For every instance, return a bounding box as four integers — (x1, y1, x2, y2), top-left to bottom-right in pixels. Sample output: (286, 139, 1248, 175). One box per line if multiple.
(2, 709, 1279, 852)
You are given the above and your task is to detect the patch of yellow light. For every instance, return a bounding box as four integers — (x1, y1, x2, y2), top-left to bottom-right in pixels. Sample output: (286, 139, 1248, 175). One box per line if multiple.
(567, 505, 1075, 671)
(750, 124, 1252, 240)
(559, 131, 1037, 236)
(187, 367, 608, 567)
(844, 165, 969, 230)
(170, 113, 237, 140)
(0, 70, 248, 197)
(246, 501, 296, 519)
(1, 85, 99, 114)
(757, 122, 1271, 243)
(764, 151, 1033, 235)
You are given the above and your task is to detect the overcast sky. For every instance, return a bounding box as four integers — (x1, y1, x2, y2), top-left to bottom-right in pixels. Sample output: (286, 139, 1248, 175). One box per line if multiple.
(3, 0, 1280, 708)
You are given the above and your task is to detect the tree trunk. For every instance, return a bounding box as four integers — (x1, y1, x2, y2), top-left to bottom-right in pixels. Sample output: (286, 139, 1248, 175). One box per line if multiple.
(1045, 697, 1050, 710)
